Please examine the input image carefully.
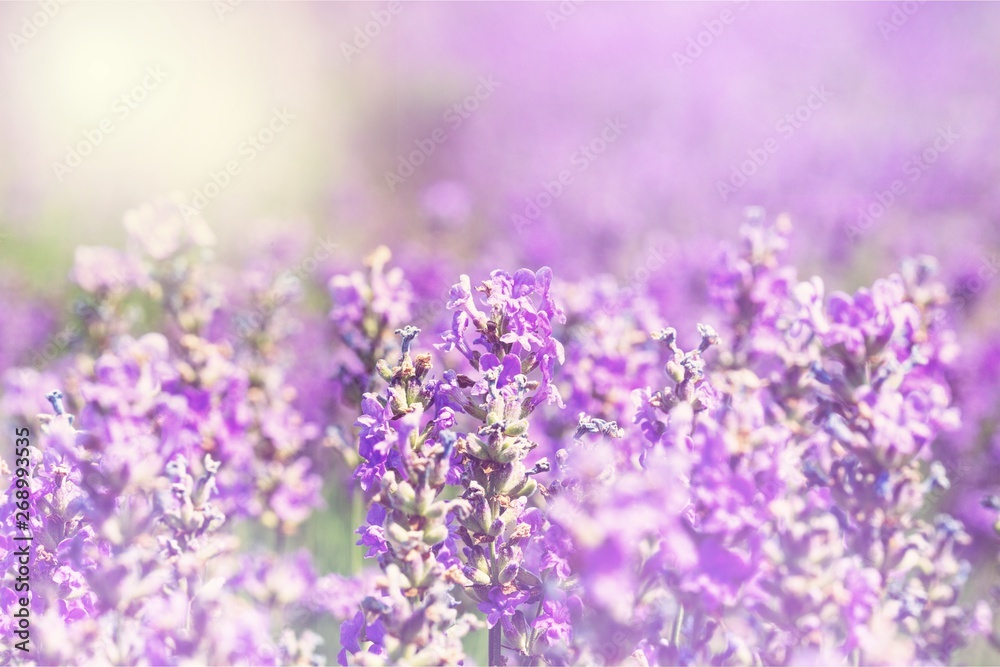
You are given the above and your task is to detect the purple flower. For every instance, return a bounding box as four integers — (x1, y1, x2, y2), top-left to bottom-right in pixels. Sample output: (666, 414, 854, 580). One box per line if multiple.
(357, 503, 388, 558)
(338, 610, 365, 663)
(478, 586, 530, 627)
(533, 600, 573, 645)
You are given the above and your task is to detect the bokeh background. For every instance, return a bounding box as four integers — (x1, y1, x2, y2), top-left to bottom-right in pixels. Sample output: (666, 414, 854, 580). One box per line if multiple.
(2, 2, 999, 280)
(1, 1, 998, 662)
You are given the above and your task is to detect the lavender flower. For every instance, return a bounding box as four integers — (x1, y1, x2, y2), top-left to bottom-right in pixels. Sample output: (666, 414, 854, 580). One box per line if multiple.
(2, 190, 997, 665)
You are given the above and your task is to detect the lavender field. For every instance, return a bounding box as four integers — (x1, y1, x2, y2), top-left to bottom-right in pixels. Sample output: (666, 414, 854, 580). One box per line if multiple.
(1, 2, 999, 665)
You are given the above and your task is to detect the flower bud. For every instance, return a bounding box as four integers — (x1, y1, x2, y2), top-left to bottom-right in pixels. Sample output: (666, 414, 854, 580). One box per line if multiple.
(424, 524, 448, 546)
(448, 497, 472, 521)
(465, 436, 489, 460)
(504, 419, 530, 437)
(381, 471, 399, 498)
(386, 522, 411, 547)
(498, 561, 519, 585)
(497, 462, 527, 496)
(390, 480, 416, 514)
(515, 566, 542, 590)
(376, 359, 394, 383)
(406, 551, 430, 588)
(666, 360, 685, 384)
(494, 439, 522, 464)
(424, 501, 447, 520)
(697, 323, 720, 351)
(192, 473, 217, 508)
(388, 386, 410, 417)
(414, 486, 434, 515)
(414, 352, 433, 380)
(507, 393, 527, 421)
(514, 478, 537, 498)
(470, 498, 493, 534)
(510, 611, 530, 653)
(463, 564, 492, 586)
(487, 397, 506, 426)
(488, 517, 506, 537)
(479, 505, 497, 535)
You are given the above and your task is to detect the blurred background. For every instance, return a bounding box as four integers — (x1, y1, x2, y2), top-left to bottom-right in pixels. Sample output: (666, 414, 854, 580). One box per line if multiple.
(1, 2, 998, 284)
(1, 1, 998, 661)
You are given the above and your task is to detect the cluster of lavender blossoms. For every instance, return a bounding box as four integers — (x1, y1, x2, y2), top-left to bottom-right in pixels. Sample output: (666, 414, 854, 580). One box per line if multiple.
(340, 266, 567, 665)
(2, 201, 998, 665)
(0, 201, 362, 665)
(337, 213, 997, 666)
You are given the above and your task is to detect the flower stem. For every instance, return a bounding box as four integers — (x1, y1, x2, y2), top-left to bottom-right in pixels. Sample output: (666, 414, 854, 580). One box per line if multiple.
(489, 623, 502, 667)
(351, 486, 363, 574)
(488, 535, 502, 667)
(671, 603, 685, 649)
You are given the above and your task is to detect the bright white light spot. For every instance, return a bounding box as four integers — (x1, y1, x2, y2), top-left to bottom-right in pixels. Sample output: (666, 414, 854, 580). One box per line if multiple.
(89, 60, 110, 82)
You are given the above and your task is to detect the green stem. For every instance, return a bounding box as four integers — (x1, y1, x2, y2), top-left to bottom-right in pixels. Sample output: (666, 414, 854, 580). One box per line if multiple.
(351, 487, 363, 574)
(489, 623, 503, 667)
(525, 597, 545, 653)
(671, 603, 685, 649)
(487, 505, 503, 667)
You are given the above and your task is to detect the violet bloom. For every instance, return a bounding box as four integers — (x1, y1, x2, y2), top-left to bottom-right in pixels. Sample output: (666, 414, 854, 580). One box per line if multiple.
(479, 587, 530, 628)
(532, 599, 573, 646)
